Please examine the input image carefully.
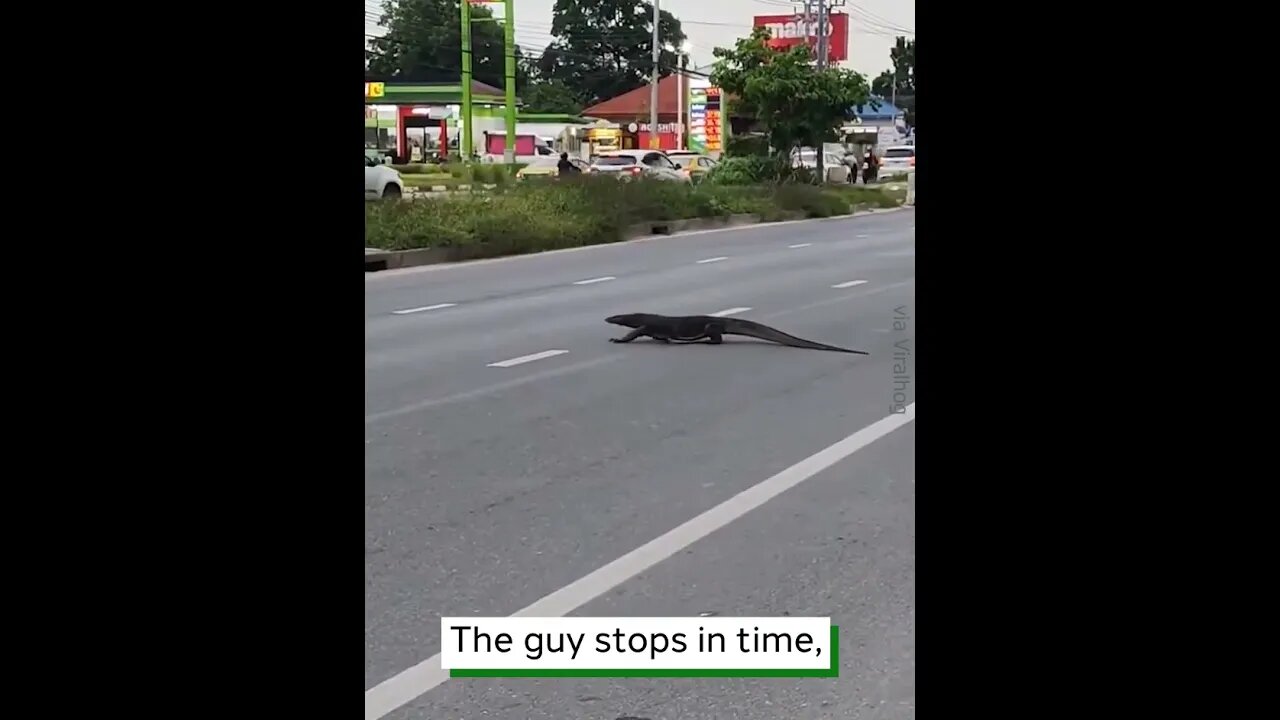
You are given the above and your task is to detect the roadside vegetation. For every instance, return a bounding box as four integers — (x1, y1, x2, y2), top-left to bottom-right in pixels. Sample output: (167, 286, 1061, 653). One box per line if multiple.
(365, 175, 904, 254)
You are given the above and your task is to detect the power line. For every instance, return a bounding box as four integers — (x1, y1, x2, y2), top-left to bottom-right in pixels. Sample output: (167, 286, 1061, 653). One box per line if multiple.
(365, 33, 713, 80)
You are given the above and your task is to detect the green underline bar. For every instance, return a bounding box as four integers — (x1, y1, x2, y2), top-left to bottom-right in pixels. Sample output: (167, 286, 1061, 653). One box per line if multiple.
(449, 625, 840, 678)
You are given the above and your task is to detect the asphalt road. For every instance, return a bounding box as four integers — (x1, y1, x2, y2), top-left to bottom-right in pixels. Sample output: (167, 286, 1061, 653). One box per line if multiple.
(365, 208, 916, 720)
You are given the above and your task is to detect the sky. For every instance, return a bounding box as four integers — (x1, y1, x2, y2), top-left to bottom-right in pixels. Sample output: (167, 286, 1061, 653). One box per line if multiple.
(365, 0, 914, 80)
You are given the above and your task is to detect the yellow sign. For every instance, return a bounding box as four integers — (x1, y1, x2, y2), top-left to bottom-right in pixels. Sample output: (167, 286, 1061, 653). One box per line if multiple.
(365, 82, 385, 99)
(649, 135, 661, 149)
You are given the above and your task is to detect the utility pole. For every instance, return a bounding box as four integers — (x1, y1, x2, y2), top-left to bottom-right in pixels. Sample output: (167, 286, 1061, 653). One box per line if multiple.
(649, 0, 661, 150)
(676, 50, 686, 150)
(815, 0, 827, 183)
(460, 0, 473, 161)
(503, 0, 516, 165)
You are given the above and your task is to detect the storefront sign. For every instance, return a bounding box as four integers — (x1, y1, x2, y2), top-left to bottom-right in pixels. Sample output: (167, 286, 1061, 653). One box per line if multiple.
(752, 12, 849, 62)
(687, 79, 722, 154)
(365, 82, 385, 99)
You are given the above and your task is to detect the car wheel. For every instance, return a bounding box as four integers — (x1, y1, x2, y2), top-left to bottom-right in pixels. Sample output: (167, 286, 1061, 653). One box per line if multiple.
(382, 184, 402, 199)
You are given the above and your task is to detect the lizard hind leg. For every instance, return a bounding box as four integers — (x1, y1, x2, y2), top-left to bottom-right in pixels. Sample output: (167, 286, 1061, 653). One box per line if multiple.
(705, 325, 724, 344)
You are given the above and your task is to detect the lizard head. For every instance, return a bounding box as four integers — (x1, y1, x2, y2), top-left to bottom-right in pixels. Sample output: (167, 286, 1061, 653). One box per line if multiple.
(605, 313, 646, 328)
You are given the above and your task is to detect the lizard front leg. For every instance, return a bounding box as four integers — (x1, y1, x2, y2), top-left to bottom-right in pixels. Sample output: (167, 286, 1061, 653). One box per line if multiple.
(610, 327, 648, 343)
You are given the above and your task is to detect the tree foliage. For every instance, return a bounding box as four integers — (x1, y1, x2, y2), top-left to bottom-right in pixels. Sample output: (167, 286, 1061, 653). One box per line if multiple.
(536, 0, 686, 107)
(871, 36, 915, 125)
(519, 72, 585, 114)
(711, 27, 871, 155)
(366, 0, 527, 89)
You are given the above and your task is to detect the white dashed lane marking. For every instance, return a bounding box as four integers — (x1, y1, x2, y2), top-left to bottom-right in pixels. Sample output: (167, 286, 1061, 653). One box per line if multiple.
(832, 280, 869, 289)
(696, 256, 728, 264)
(391, 303, 456, 315)
(710, 307, 752, 317)
(572, 276, 616, 286)
(486, 350, 569, 368)
(363, 404, 917, 720)
(788, 243, 812, 248)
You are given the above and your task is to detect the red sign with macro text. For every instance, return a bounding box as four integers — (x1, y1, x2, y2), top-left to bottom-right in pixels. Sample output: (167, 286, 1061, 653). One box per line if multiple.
(752, 12, 849, 62)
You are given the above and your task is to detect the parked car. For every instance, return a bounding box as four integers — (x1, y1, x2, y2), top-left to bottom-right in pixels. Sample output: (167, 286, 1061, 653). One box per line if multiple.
(668, 152, 719, 183)
(364, 155, 403, 199)
(878, 145, 915, 175)
(587, 150, 690, 182)
(792, 149, 854, 183)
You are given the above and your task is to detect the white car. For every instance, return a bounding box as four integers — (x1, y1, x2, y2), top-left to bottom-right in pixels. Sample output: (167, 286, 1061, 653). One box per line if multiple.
(793, 149, 854, 183)
(878, 145, 915, 176)
(587, 150, 690, 182)
(364, 155, 404, 199)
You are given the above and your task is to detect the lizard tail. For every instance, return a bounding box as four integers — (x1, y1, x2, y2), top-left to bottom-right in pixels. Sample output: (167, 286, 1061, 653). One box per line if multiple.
(725, 319, 869, 354)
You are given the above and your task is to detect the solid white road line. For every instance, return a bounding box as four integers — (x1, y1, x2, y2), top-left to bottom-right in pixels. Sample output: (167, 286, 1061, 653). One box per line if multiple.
(788, 243, 812, 248)
(363, 404, 916, 720)
(572, 276, 616, 286)
(856, 234, 869, 239)
(710, 307, 752, 317)
(832, 280, 869, 289)
(485, 349, 569, 368)
(696, 256, 728, 264)
(391, 303, 456, 315)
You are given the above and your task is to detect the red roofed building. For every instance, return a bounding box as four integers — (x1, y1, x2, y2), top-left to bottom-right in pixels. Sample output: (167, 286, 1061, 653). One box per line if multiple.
(580, 74, 689, 151)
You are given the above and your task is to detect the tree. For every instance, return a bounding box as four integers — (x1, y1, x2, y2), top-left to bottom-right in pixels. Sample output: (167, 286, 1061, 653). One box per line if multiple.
(366, 0, 527, 89)
(711, 27, 872, 157)
(536, 0, 686, 106)
(871, 36, 915, 126)
(519, 76, 585, 114)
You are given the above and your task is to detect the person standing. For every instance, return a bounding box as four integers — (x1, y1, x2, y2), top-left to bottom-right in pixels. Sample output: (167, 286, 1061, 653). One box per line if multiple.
(862, 148, 879, 184)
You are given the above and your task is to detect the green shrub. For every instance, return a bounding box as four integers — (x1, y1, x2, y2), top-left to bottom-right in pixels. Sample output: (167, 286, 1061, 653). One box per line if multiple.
(364, 196, 481, 251)
(831, 185, 904, 210)
(705, 156, 787, 185)
(773, 184, 852, 218)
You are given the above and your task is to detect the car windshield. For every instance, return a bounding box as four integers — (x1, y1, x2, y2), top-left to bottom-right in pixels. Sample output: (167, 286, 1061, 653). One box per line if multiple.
(595, 156, 637, 166)
(671, 156, 697, 168)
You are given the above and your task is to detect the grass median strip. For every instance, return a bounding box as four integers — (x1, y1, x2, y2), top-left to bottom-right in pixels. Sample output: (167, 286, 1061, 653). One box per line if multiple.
(365, 176, 904, 259)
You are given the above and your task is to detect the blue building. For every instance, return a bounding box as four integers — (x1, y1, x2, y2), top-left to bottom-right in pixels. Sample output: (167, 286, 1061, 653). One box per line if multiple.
(851, 96, 904, 124)
(846, 96, 912, 146)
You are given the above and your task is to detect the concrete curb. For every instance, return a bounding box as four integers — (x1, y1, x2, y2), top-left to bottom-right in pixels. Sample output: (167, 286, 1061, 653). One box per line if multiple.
(365, 207, 904, 272)
(621, 213, 775, 240)
(403, 182, 498, 195)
